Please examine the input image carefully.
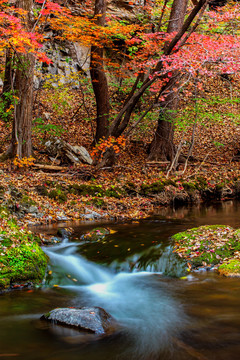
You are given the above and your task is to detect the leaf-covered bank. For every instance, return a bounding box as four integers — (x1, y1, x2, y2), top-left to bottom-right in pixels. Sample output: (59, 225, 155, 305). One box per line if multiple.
(172, 225, 240, 276)
(1, 169, 240, 223)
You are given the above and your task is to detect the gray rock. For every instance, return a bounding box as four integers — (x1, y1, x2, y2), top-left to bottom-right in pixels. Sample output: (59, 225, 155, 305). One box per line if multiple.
(71, 145, 93, 165)
(41, 307, 117, 335)
(28, 206, 38, 214)
(82, 208, 103, 219)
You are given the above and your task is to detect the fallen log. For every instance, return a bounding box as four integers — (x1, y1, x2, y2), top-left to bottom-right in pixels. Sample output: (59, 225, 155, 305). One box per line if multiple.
(33, 164, 69, 171)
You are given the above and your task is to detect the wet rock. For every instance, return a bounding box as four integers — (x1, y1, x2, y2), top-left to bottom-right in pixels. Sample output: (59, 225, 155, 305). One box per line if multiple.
(56, 228, 72, 239)
(41, 307, 117, 335)
(82, 208, 106, 219)
(81, 227, 110, 242)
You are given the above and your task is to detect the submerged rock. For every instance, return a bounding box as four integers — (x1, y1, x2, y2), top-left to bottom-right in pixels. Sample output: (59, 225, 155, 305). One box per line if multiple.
(81, 227, 110, 242)
(41, 307, 117, 335)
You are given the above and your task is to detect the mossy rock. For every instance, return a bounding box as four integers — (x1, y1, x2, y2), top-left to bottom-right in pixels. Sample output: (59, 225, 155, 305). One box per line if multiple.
(81, 228, 110, 242)
(172, 225, 240, 269)
(140, 182, 165, 196)
(0, 215, 48, 289)
(48, 189, 67, 203)
(68, 184, 103, 196)
(218, 259, 240, 277)
(140, 179, 178, 196)
(0, 242, 48, 289)
(182, 182, 196, 191)
(21, 195, 36, 207)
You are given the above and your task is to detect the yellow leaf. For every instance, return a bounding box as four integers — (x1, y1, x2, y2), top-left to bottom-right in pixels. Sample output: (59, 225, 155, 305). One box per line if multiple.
(109, 230, 117, 234)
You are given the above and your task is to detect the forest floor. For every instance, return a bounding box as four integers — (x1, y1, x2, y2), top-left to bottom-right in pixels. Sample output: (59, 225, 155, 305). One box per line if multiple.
(0, 74, 240, 226)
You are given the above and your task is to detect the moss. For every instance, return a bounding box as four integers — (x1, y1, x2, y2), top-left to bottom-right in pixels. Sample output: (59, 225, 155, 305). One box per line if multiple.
(195, 176, 208, 190)
(81, 228, 110, 242)
(218, 259, 240, 277)
(124, 182, 138, 195)
(68, 184, 101, 196)
(91, 198, 106, 207)
(0, 211, 48, 289)
(140, 182, 165, 196)
(0, 242, 48, 288)
(48, 189, 67, 203)
(215, 182, 225, 191)
(21, 195, 36, 206)
(172, 225, 229, 242)
(163, 179, 177, 187)
(182, 182, 196, 191)
(104, 187, 122, 198)
(68, 184, 123, 198)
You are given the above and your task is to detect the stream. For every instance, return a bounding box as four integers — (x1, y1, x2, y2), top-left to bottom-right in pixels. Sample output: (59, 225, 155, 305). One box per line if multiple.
(1, 201, 240, 359)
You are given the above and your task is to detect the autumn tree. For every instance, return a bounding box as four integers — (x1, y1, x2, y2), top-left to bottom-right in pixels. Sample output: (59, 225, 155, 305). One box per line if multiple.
(90, 0, 110, 143)
(0, 0, 35, 160)
(94, 0, 212, 166)
(0, 0, 63, 161)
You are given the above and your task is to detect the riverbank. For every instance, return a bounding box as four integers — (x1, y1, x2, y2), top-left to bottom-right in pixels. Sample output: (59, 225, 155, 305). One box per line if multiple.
(0, 166, 240, 225)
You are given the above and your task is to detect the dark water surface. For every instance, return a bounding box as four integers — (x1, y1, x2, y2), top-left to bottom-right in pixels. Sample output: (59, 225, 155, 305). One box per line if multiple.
(1, 201, 240, 360)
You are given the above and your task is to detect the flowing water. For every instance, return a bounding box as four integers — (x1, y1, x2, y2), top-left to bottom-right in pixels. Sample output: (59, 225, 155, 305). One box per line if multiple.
(1, 201, 240, 359)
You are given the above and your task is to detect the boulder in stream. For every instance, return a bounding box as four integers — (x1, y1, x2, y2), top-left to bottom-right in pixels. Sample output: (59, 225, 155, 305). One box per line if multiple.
(41, 307, 117, 335)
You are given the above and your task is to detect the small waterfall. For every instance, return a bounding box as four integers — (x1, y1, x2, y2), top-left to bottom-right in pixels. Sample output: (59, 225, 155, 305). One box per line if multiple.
(44, 236, 188, 359)
(44, 244, 113, 286)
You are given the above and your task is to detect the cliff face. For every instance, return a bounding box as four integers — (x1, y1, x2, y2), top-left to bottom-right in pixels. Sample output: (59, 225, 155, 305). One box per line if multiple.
(35, 0, 145, 88)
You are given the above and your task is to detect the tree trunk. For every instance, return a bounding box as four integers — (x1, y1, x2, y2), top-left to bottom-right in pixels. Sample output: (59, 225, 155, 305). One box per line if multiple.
(148, 0, 188, 161)
(148, 90, 177, 161)
(90, 0, 110, 144)
(12, 51, 35, 158)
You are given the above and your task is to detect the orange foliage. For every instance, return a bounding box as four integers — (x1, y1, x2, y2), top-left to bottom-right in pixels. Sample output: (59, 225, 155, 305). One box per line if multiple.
(91, 136, 127, 159)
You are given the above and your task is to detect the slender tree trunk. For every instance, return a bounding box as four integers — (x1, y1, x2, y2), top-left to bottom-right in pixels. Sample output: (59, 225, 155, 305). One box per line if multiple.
(12, 50, 35, 158)
(90, 0, 110, 143)
(148, 0, 188, 161)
